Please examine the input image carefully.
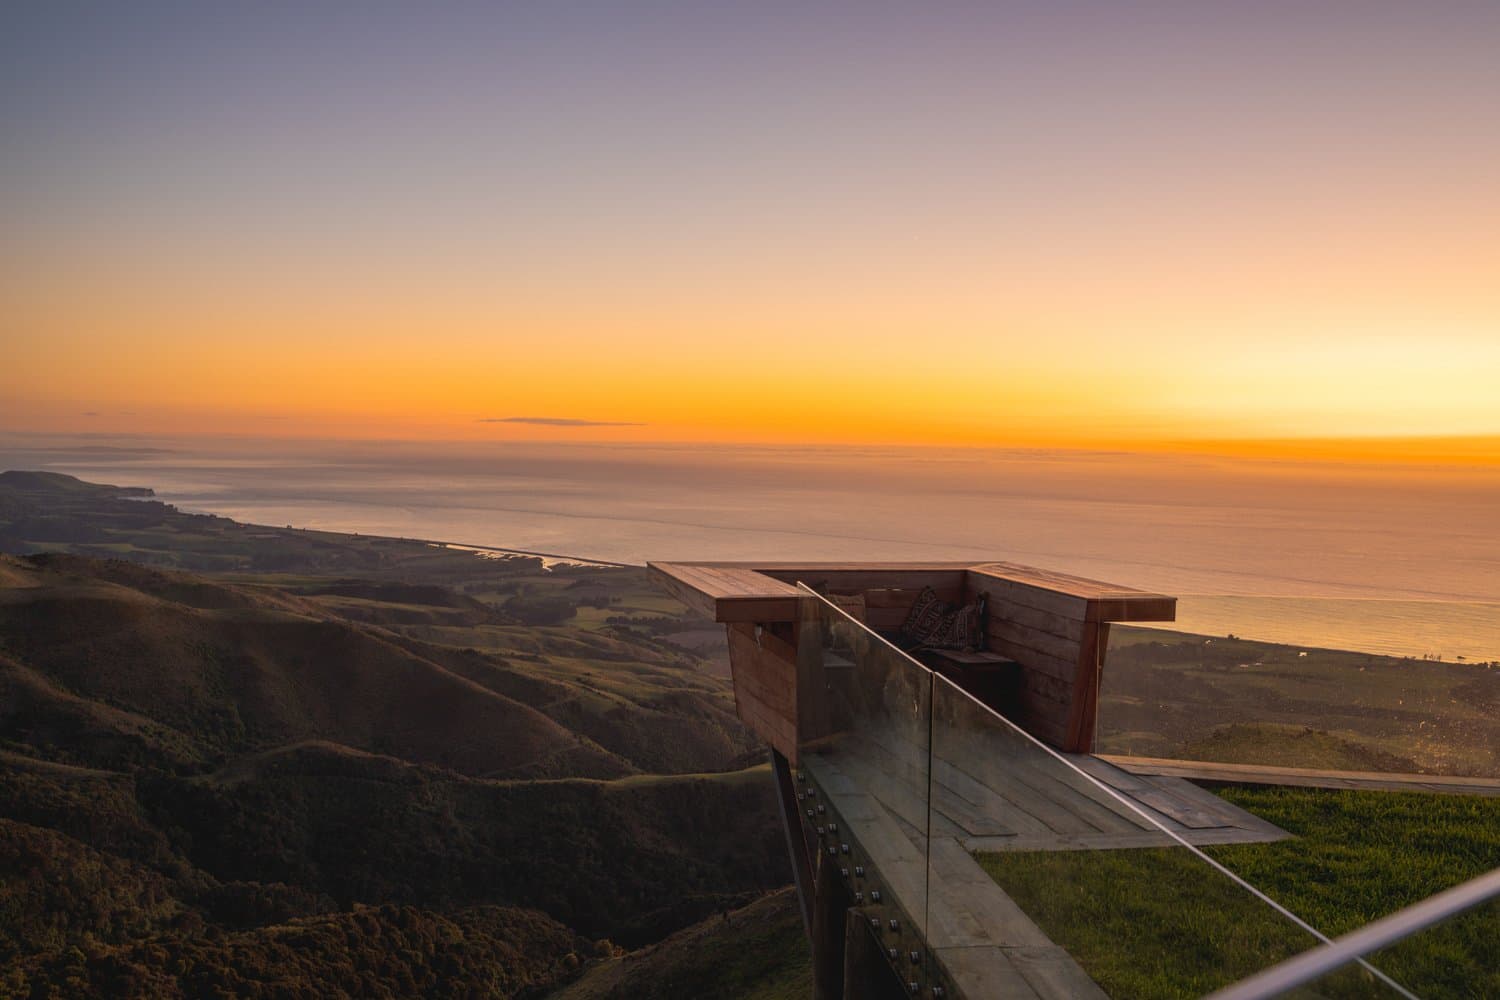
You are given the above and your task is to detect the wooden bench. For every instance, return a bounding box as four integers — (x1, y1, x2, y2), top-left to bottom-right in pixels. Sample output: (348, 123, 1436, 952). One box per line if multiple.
(918, 648, 1026, 724)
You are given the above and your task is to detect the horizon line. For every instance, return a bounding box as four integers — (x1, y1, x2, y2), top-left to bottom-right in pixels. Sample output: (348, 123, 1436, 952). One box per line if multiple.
(4, 427, 1500, 467)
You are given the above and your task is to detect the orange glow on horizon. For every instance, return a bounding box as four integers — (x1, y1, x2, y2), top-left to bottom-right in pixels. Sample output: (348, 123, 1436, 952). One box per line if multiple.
(5, 8, 1498, 464)
(6, 263, 1498, 462)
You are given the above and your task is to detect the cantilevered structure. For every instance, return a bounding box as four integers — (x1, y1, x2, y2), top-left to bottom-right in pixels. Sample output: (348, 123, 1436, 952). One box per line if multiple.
(650, 561, 1175, 758)
(650, 560, 1500, 999)
(650, 562, 1259, 997)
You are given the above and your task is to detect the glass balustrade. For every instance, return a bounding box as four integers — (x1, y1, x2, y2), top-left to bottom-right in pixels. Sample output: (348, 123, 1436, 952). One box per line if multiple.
(782, 585, 1494, 999)
(929, 669, 1374, 999)
(795, 585, 936, 990)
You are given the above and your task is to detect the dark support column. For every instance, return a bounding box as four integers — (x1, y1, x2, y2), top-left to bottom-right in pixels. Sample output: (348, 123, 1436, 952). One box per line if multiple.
(771, 749, 815, 941)
(843, 908, 912, 1000)
(812, 847, 852, 1000)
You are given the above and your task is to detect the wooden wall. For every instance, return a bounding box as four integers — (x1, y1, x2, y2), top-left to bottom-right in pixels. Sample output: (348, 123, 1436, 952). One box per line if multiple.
(679, 562, 1170, 761)
(963, 572, 1105, 751)
(795, 570, 1113, 753)
(758, 567, 967, 633)
(723, 575, 1109, 757)
(726, 621, 800, 761)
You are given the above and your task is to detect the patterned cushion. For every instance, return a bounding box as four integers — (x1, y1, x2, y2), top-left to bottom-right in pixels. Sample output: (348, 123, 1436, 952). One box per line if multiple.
(928, 602, 983, 650)
(898, 586, 948, 645)
(897, 586, 986, 651)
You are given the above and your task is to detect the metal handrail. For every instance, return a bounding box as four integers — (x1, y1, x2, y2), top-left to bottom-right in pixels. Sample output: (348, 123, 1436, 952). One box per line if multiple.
(1204, 865, 1500, 999)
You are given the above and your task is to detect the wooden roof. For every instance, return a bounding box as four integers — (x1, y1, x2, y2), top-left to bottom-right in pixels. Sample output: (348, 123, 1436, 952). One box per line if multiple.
(646, 562, 804, 623)
(647, 560, 1175, 624)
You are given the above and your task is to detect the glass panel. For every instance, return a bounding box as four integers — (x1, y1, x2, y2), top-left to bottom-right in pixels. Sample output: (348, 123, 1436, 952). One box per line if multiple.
(1098, 597, 1500, 777)
(793, 585, 935, 991)
(928, 671, 1348, 999)
(782, 585, 1493, 998)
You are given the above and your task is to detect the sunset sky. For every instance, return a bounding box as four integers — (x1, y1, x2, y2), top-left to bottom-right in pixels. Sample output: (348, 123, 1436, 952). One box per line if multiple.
(4, 3, 1498, 453)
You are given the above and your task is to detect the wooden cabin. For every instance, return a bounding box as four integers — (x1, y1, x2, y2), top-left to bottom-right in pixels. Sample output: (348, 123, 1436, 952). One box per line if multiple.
(648, 560, 1175, 760)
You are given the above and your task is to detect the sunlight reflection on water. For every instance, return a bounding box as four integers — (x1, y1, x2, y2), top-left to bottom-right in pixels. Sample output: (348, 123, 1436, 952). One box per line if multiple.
(9, 436, 1498, 660)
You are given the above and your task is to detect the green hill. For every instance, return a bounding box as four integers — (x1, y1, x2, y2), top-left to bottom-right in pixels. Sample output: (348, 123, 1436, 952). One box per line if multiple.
(0, 491, 791, 1000)
(0, 470, 146, 497)
(1100, 627, 1500, 775)
(0, 553, 752, 779)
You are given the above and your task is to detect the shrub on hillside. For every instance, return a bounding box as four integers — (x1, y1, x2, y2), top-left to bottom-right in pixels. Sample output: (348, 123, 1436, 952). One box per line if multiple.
(503, 595, 578, 626)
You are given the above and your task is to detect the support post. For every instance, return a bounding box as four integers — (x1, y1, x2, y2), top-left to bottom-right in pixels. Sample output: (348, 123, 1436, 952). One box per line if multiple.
(771, 749, 815, 941)
(842, 908, 912, 1000)
(811, 842, 851, 1000)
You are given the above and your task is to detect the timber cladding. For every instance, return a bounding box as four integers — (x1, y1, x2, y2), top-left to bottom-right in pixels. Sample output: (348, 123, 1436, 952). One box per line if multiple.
(725, 621, 800, 761)
(647, 561, 1175, 757)
(961, 564, 1173, 751)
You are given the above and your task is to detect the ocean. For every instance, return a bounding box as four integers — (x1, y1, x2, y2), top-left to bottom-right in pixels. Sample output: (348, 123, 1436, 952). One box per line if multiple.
(4, 435, 1497, 663)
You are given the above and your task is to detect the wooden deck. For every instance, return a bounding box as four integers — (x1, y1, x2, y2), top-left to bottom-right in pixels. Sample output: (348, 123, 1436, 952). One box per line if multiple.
(648, 559, 1197, 996)
(1105, 755, 1500, 798)
(811, 735, 1290, 856)
(801, 735, 1289, 1000)
(807, 749, 1110, 999)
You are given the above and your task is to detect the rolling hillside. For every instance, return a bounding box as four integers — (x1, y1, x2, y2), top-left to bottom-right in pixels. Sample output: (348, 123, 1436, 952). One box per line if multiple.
(0, 472, 792, 997)
(0, 553, 754, 779)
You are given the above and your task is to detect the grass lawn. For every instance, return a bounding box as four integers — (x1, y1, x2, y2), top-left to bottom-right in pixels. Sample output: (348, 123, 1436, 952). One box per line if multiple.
(976, 787, 1499, 999)
(1098, 627, 1500, 776)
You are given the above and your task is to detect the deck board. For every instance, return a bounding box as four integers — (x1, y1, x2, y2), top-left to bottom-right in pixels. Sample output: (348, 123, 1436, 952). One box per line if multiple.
(934, 948, 1046, 999)
(1068, 755, 1231, 830)
(1104, 755, 1500, 798)
(823, 732, 1288, 852)
(1007, 946, 1114, 1000)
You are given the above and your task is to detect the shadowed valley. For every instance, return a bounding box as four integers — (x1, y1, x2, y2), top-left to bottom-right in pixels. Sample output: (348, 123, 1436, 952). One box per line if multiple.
(0, 472, 807, 998)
